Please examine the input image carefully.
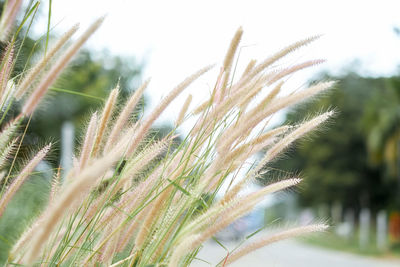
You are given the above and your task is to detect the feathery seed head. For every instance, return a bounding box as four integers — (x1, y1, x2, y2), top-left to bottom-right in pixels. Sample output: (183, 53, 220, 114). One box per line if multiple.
(0, 143, 51, 218)
(15, 24, 80, 99)
(92, 86, 119, 157)
(175, 94, 192, 126)
(6, 17, 334, 266)
(22, 18, 104, 115)
(224, 223, 328, 265)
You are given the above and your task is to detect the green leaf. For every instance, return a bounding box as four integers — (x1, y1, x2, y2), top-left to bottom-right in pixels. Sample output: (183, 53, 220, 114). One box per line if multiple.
(167, 178, 191, 196)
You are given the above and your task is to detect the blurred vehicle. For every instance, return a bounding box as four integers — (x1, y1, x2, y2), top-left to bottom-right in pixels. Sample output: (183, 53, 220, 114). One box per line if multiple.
(214, 209, 264, 242)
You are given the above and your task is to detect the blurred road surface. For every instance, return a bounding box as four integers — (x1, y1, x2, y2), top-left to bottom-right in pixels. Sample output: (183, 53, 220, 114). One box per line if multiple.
(190, 239, 400, 267)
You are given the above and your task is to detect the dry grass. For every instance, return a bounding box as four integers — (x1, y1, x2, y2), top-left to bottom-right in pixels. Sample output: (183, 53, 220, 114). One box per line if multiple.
(0, 3, 334, 266)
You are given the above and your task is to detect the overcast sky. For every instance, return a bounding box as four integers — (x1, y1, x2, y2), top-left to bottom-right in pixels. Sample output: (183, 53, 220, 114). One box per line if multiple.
(35, 0, 400, 128)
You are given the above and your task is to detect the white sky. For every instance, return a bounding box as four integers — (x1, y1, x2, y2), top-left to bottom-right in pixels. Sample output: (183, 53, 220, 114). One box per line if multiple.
(35, 0, 400, 128)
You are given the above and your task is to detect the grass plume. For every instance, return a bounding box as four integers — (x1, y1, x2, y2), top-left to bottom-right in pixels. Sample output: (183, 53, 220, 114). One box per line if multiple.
(0, 7, 334, 265)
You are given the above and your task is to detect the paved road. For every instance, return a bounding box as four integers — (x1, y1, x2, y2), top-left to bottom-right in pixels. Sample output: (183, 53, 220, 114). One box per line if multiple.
(190, 239, 400, 267)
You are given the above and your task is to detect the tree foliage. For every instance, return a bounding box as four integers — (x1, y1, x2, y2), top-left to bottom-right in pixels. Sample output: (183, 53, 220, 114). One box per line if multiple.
(266, 72, 400, 212)
(26, 49, 144, 148)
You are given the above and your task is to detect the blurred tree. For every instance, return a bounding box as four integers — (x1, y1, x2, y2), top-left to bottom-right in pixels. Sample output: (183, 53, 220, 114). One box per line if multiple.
(24, 49, 180, 166)
(0, 2, 146, 165)
(25, 49, 144, 156)
(361, 76, 400, 202)
(262, 73, 399, 212)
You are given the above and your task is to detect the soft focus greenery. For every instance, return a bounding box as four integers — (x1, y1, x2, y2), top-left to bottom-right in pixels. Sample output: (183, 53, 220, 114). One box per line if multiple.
(26, 49, 144, 160)
(304, 230, 400, 257)
(0, 171, 51, 261)
(268, 71, 400, 212)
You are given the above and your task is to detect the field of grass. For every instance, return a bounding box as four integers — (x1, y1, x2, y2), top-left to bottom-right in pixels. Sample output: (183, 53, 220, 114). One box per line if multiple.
(0, 1, 336, 266)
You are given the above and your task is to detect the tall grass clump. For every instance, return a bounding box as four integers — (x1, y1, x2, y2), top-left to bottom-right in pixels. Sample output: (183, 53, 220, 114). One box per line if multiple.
(0, 2, 334, 266)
